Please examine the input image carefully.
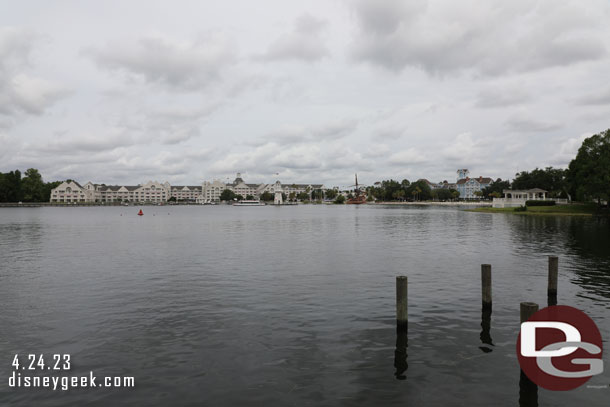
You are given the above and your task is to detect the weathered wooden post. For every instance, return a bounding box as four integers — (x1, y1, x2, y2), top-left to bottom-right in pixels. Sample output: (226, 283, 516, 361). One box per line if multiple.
(481, 264, 492, 310)
(548, 255, 558, 299)
(396, 276, 408, 330)
(520, 302, 539, 324)
(519, 302, 539, 406)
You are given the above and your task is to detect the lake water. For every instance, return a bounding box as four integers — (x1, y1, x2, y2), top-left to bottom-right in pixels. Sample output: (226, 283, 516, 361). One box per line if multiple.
(0, 205, 609, 406)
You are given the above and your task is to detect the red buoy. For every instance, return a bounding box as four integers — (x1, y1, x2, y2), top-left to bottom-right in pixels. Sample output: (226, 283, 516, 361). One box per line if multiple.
(138, 209, 143, 216)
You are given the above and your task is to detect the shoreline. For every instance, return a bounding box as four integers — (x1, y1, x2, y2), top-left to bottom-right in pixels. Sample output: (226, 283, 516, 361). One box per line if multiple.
(373, 201, 492, 206)
(466, 204, 607, 217)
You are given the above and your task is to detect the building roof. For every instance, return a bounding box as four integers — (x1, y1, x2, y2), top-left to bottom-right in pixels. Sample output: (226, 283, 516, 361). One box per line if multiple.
(171, 186, 202, 191)
(503, 188, 548, 193)
(456, 176, 493, 185)
(418, 179, 436, 186)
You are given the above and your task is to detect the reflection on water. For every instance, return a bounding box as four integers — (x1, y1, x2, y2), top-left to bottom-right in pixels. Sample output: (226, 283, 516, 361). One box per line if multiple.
(394, 327, 408, 380)
(519, 370, 538, 407)
(0, 206, 608, 406)
(479, 309, 494, 353)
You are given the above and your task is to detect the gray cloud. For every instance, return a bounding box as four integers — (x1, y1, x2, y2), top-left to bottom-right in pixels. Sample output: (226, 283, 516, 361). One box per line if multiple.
(474, 87, 531, 108)
(505, 114, 562, 133)
(86, 33, 236, 90)
(3, 1, 610, 186)
(575, 88, 610, 105)
(256, 14, 329, 62)
(0, 27, 68, 120)
(350, 0, 608, 76)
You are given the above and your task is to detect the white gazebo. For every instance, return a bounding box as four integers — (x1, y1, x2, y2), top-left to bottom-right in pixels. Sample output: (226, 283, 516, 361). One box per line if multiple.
(493, 188, 549, 208)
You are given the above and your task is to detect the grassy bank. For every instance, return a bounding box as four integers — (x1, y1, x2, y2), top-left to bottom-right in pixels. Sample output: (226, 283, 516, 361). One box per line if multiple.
(466, 203, 606, 216)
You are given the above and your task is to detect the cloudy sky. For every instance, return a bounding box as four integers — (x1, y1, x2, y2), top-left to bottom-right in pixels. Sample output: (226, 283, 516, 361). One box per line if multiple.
(1, 0, 609, 188)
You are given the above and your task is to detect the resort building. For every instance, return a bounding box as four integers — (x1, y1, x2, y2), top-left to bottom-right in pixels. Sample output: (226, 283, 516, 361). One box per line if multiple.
(199, 180, 226, 203)
(455, 169, 493, 199)
(226, 173, 262, 198)
(50, 181, 171, 203)
(49, 180, 90, 203)
(200, 173, 325, 203)
(170, 185, 202, 202)
(50, 173, 326, 204)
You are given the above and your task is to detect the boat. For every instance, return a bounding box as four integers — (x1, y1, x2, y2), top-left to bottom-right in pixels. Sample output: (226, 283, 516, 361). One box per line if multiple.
(233, 200, 266, 206)
(346, 174, 367, 205)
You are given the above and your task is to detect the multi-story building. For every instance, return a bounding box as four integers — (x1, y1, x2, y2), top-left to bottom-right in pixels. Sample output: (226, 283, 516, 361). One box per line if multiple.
(50, 173, 326, 204)
(455, 169, 493, 199)
(226, 173, 262, 198)
(436, 180, 458, 190)
(50, 181, 171, 203)
(170, 185, 202, 202)
(208, 173, 324, 202)
(200, 180, 226, 203)
(49, 180, 90, 203)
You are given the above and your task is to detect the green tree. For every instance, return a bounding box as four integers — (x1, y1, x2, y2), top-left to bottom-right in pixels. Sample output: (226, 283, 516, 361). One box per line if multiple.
(21, 168, 46, 202)
(512, 167, 567, 197)
(482, 178, 511, 199)
(432, 188, 455, 201)
(567, 129, 610, 204)
(219, 189, 236, 201)
(42, 180, 62, 202)
(259, 191, 274, 201)
(297, 192, 309, 201)
(0, 170, 22, 202)
(311, 189, 324, 200)
(235, 194, 244, 201)
(334, 194, 346, 204)
(325, 189, 338, 200)
(246, 194, 254, 200)
(406, 180, 432, 201)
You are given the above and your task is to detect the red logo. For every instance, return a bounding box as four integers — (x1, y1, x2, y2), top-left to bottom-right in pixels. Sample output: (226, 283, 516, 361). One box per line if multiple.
(517, 305, 604, 391)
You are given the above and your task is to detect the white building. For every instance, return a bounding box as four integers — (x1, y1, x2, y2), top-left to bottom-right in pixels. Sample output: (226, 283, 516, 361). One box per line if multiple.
(492, 188, 568, 208)
(170, 185, 202, 202)
(199, 180, 226, 203)
(49, 180, 90, 203)
(455, 169, 493, 199)
(50, 173, 326, 204)
(50, 180, 171, 203)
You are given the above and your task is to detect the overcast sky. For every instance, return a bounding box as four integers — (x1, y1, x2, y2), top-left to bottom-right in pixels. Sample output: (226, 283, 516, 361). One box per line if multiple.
(1, 0, 609, 188)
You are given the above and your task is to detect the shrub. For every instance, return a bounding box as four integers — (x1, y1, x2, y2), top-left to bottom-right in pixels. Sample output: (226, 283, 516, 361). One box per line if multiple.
(514, 205, 527, 212)
(525, 200, 556, 206)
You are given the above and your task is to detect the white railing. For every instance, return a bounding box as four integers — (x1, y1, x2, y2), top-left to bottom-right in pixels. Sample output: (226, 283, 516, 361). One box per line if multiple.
(492, 197, 569, 208)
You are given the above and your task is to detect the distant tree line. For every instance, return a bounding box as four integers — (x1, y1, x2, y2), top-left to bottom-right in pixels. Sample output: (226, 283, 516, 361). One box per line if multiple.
(0, 169, 61, 203)
(366, 179, 459, 202)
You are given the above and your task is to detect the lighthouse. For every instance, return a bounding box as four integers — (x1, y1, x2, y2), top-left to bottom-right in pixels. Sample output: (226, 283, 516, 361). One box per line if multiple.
(273, 181, 283, 205)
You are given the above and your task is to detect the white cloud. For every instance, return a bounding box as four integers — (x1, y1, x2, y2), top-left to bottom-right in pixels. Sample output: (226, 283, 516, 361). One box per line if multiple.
(350, 0, 608, 76)
(86, 33, 236, 90)
(256, 14, 329, 62)
(388, 148, 427, 166)
(505, 114, 562, 133)
(0, 27, 68, 120)
(549, 133, 590, 166)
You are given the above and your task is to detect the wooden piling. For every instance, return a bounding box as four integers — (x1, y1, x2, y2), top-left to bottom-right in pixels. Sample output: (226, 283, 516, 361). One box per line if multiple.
(396, 276, 408, 329)
(520, 302, 539, 324)
(481, 264, 492, 310)
(548, 256, 558, 298)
